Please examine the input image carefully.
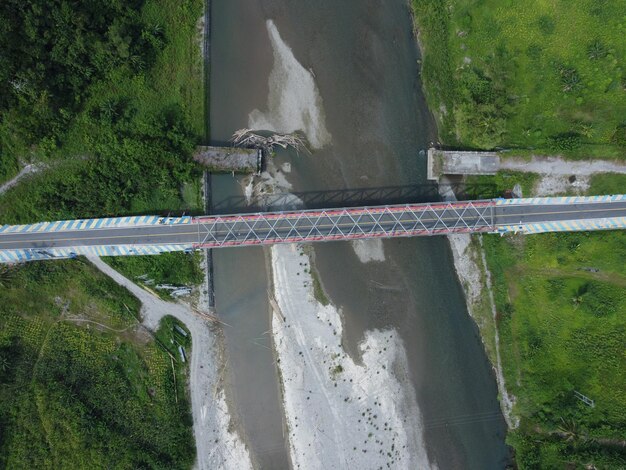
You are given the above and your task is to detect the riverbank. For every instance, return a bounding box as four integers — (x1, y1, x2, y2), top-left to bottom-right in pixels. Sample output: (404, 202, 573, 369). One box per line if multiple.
(439, 177, 517, 429)
(439, 169, 626, 467)
(410, 1, 626, 466)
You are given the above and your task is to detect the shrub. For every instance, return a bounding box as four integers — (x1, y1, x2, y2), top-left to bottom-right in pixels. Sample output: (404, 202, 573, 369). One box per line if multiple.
(580, 281, 620, 316)
(548, 132, 583, 151)
(526, 44, 543, 60)
(587, 40, 609, 60)
(611, 124, 626, 147)
(558, 66, 583, 93)
(508, 431, 542, 469)
(537, 15, 556, 35)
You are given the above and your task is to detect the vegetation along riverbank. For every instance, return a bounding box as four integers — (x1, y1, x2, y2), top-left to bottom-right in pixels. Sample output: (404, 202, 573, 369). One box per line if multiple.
(0, 0, 205, 466)
(0, 0, 206, 288)
(411, 1, 626, 467)
(0, 260, 194, 468)
(412, 0, 626, 159)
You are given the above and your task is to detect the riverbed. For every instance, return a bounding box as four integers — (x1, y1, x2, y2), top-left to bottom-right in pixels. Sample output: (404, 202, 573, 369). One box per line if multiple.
(210, 1, 509, 468)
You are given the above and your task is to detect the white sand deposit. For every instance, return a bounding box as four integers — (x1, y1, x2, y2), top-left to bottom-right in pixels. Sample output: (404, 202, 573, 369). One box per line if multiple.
(352, 238, 386, 263)
(269, 244, 434, 469)
(248, 20, 332, 149)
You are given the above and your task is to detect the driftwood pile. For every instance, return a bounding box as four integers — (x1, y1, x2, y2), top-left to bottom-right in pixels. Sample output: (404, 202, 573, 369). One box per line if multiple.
(231, 128, 309, 154)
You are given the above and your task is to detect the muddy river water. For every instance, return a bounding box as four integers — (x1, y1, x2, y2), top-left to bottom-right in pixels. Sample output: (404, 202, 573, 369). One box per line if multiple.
(210, 1, 509, 468)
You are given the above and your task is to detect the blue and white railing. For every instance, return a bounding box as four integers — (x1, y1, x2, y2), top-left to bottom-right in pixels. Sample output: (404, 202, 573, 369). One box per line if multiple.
(0, 215, 191, 235)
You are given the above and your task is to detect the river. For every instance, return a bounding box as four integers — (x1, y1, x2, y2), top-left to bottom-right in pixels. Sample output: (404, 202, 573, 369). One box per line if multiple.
(210, 1, 509, 468)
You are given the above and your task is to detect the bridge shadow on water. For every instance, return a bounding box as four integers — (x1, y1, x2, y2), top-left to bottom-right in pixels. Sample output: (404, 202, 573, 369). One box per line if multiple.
(211, 182, 499, 215)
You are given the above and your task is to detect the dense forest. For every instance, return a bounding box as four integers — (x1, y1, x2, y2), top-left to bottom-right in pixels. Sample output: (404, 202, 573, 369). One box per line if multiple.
(0, 0, 203, 222)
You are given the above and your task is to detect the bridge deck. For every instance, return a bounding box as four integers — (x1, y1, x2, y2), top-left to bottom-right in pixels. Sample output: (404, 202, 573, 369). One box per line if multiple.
(0, 196, 624, 262)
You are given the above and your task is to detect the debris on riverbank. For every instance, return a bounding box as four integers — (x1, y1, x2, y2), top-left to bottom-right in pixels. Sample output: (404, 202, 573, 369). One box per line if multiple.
(269, 243, 433, 469)
(232, 128, 309, 155)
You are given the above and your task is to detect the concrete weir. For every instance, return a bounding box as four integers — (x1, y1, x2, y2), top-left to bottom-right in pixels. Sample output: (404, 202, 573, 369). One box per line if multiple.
(427, 148, 499, 181)
(194, 146, 262, 174)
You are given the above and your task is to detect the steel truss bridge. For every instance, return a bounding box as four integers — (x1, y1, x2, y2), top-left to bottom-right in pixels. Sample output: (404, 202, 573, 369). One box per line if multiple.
(195, 200, 496, 247)
(0, 196, 625, 263)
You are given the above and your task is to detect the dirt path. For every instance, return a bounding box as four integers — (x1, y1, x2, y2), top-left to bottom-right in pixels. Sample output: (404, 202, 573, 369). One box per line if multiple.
(498, 155, 626, 196)
(500, 155, 626, 175)
(0, 164, 43, 196)
(513, 265, 626, 289)
(88, 256, 252, 470)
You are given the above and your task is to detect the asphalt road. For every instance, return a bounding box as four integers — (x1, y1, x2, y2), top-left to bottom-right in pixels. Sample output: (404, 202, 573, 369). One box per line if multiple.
(494, 201, 626, 224)
(0, 200, 625, 251)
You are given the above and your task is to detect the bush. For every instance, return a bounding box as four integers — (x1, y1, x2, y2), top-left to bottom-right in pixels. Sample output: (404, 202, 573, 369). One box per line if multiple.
(611, 124, 626, 147)
(579, 281, 621, 316)
(558, 66, 583, 93)
(537, 15, 556, 35)
(587, 40, 609, 60)
(508, 431, 542, 469)
(548, 132, 583, 151)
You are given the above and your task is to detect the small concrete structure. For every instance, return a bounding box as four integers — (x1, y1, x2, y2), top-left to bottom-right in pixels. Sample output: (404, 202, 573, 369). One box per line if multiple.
(178, 345, 187, 363)
(194, 146, 262, 174)
(174, 324, 188, 337)
(427, 148, 499, 180)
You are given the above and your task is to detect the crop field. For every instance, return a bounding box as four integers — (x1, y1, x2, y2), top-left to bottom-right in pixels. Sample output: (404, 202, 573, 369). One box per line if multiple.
(412, 0, 626, 158)
(0, 260, 194, 468)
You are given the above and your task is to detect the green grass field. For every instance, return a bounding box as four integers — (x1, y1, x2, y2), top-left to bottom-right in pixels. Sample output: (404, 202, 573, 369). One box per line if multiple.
(412, 0, 626, 158)
(480, 175, 626, 468)
(0, 260, 194, 468)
